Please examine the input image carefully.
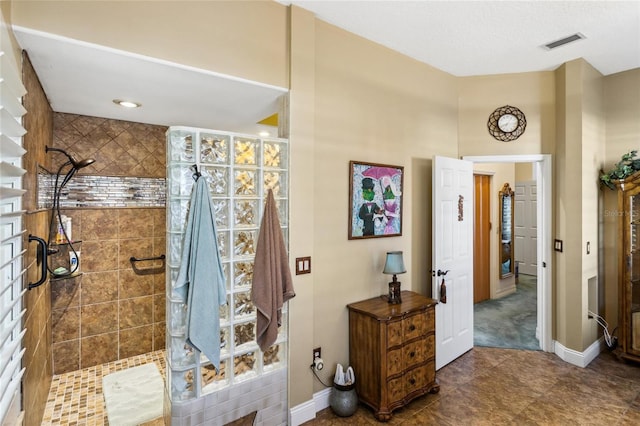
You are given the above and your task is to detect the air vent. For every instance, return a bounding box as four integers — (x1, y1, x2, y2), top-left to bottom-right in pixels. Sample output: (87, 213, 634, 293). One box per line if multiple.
(542, 33, 586, 50)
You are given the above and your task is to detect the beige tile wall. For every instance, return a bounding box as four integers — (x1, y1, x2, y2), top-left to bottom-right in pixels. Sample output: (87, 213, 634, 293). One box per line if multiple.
(50, 112, 168, 374)
(51, 208, 166, 374)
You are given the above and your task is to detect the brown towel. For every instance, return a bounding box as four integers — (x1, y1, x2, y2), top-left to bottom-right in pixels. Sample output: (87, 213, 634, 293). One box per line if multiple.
(252, 189, 295, 351)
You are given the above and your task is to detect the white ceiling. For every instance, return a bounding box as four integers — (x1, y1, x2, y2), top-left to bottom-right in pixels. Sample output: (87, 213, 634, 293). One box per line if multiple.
(283, 0, 640, 77)
(12, 1, 640, 134)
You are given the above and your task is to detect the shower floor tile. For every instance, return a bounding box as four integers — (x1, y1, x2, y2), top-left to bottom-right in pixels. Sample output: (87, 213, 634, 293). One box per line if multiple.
(41, 350, 166, 425)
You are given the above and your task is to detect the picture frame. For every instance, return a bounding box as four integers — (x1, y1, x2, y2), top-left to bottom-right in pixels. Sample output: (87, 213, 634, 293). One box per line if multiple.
(348, 161, 404, 240)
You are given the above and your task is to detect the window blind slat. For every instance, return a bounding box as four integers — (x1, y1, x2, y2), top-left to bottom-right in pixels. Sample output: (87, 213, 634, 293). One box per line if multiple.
(0, 162, 26, 178)
(0, 53, 27, 98)
(0, 330, 25, 378)
(0, 230, 26, 245)
(0, 211, 26, 219)
(0, 249, 26, 273)
(0, 135, 26, 159)
(0, 352, 25, 407)
(0, 81, 27, 118)
(0, 188, 26, 200)
(0, 108, 26, 138)
(0, 289, 26, 324)
(0, 365, 25, 419)
(0, 311, 26, 354)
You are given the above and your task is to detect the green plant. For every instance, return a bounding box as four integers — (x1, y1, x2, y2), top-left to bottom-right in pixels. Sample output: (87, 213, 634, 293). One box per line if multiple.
(600, 150, 640, 190)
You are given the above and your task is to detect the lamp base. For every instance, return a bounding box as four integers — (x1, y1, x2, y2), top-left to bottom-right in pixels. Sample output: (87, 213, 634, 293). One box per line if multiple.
(388, 281, 402, 304)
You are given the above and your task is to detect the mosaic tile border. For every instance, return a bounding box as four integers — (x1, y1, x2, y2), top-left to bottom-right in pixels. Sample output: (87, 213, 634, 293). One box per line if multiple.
(38, 173, 166, 209)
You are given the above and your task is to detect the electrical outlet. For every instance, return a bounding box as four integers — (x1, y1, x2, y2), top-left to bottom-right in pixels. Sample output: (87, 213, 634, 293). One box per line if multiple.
(313, 347, 321, 362)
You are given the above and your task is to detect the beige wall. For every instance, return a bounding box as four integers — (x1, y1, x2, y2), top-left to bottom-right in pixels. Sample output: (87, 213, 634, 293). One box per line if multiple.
(554, 59, 606, 351)
(305, 18, 459, 394)
(11, 0, 289, 88)
(580, 61, 605, 349)
(288, 5, 316, 406)
(515, 163, 534, 182)
(458, 72, 556, 157)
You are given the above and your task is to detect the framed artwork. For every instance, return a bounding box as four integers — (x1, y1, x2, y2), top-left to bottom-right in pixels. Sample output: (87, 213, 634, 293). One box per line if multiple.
(348, 161, 404, 240)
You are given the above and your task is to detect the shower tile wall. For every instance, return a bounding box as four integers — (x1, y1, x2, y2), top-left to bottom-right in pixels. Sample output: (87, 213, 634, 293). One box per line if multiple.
(50, 112, 168, 374)
(52, 113, 166, 178)
(50, 208, 166, 374)
(22, 52, 55, 426)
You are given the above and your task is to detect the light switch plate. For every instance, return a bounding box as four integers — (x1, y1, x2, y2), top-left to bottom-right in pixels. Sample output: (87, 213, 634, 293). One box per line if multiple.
(296, 256, 311, 275)
(554, 239, 563, 252)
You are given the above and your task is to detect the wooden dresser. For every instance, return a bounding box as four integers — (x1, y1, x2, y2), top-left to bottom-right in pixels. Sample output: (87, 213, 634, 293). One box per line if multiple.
(347, 291, 439, 421)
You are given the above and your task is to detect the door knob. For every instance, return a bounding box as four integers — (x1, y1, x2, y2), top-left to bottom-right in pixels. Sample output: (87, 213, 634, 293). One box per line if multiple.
(437, 269, 449, 277)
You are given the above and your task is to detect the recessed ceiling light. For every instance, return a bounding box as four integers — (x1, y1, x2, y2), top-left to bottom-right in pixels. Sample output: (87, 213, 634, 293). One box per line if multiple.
(113, 99, 141, 108)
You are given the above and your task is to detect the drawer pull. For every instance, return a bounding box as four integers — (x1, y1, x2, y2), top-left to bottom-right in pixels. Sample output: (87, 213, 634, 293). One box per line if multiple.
(409, 324, 416, 331)
(409, 351, 415, 358)
(409, 378, 416, 385)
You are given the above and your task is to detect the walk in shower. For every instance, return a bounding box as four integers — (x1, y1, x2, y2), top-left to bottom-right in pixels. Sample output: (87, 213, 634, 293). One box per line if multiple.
(42, 118, 290, 425)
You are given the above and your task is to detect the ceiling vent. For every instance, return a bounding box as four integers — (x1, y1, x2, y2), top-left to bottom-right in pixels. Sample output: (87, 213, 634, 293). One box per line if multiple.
(542, 33, 586, 50)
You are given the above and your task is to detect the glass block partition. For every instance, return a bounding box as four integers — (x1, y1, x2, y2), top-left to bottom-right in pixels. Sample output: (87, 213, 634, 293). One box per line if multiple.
(165, 127, 289, 404)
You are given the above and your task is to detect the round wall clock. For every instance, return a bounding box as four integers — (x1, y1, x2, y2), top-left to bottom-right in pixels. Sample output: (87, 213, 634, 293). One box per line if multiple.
(487, 105, 527, 142)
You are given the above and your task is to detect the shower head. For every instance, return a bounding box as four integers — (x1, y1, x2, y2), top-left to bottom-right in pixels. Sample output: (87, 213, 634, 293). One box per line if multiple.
(46, 146, 95, 170)
(74, 158, 96, 169)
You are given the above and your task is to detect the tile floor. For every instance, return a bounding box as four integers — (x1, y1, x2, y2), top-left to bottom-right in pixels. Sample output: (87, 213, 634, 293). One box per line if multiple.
(40, 347, 640, 425)
(305, 347, 640, 425)
(41, 350, 165, 425)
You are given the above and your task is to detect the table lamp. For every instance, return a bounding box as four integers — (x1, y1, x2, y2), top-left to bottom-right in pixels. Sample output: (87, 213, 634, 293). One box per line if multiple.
(383, 251, 406, 304)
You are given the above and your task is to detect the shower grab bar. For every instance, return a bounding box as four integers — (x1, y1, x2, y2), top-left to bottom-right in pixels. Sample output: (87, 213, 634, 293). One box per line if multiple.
(130, 254, 165, 263)
(28, 235, 48, 290)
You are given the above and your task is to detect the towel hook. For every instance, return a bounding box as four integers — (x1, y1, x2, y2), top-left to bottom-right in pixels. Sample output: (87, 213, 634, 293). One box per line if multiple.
(190, 164, 201, 181)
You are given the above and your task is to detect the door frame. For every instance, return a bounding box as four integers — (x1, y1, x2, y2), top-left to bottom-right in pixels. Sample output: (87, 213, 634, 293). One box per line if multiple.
(463, 154, 553, 352)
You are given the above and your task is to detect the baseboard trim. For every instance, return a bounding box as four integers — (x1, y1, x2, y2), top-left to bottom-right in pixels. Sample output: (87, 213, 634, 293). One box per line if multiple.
(554, 337, 604, 368)
(289, 388, 332, 426)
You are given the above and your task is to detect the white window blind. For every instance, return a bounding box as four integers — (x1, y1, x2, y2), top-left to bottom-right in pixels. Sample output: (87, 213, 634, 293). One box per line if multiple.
(0, 27, 28, 424)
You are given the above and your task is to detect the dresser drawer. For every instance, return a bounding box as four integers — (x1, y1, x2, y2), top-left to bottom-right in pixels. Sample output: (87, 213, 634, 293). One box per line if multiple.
(387, 347, 403, 377)
(387, 362, 434, 405)
(404, 312, 426, 341)
(387, 320, 403, 348)
(403, 338, 427, 368)
(386, 336, 429, 377)
(404, 364, 430, 395)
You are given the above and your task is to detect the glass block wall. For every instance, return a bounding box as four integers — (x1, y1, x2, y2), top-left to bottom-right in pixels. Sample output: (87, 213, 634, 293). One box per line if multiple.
(166, 127, 289, 404)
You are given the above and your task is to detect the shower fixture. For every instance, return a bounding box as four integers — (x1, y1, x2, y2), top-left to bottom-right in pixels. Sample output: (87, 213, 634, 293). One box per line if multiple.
(45, 146, 96, 277)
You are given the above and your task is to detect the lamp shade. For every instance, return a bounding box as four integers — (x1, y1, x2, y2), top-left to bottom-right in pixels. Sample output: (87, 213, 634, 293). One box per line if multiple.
(383, 251, 406, 275)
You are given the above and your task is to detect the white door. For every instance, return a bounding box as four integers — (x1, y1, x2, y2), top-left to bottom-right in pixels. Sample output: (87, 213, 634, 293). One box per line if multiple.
(432, 156, 474, 370)
(514, 181, 537, 276)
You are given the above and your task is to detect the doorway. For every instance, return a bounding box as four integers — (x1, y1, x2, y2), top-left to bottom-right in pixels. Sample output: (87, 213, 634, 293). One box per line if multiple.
(464, 155, 553, 352)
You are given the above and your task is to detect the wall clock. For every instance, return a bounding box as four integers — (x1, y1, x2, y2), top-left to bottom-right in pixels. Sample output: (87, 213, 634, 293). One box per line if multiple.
(487, 105, 527, 142)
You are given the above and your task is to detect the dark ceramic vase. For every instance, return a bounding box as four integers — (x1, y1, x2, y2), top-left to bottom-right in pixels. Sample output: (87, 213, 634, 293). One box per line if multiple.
(329, 382, 358, 417)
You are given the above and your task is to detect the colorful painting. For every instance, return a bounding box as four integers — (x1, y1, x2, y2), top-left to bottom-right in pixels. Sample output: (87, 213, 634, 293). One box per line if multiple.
(348, 161, 404, 240)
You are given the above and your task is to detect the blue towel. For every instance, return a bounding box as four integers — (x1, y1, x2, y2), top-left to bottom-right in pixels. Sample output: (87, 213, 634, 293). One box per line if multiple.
(175, 177, 226, 371)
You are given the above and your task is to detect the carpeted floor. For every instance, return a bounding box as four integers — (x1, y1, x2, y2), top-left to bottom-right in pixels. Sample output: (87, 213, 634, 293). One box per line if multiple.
(474, 274, 539, 350)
